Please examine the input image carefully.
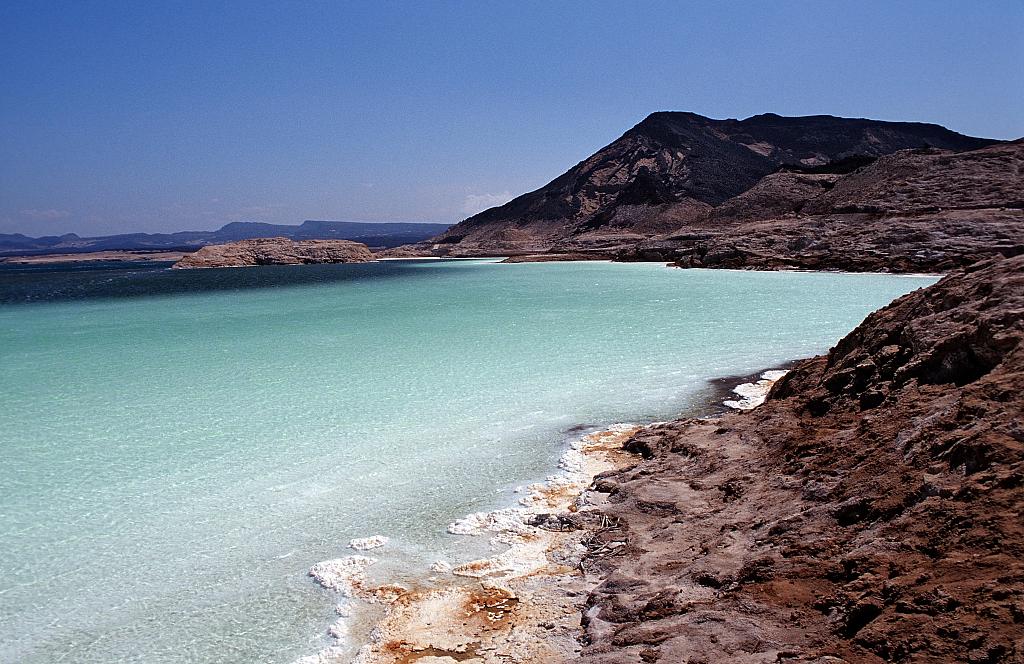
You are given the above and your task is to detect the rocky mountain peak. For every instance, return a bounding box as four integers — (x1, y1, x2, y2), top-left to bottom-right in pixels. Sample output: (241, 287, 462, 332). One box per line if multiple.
(429, 111, 999, 256)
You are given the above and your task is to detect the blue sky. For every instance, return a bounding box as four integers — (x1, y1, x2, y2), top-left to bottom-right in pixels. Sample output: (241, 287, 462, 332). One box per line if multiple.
(1, 1, 1022, 235)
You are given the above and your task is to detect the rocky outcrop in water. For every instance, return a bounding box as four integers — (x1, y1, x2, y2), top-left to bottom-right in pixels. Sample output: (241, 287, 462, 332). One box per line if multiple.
(172, 238, 375, 268)
(580, 255, 1024, 663)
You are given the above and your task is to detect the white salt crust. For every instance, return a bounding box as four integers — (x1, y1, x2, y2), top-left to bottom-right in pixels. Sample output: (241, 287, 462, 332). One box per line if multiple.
(348, 535, 389, 551)
(723, 369, 789, 410)
(292, 423, 637, 664)
(308, 556, 376, 596)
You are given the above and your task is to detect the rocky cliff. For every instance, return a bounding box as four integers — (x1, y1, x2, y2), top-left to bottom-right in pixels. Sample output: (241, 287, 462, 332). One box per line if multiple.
(615, 139, 1023, 272)
(383, 113, 1021, 273)
(172, 238, 375, 268)
(422, 112, 997, 258)
(579, 254, 1024, 663)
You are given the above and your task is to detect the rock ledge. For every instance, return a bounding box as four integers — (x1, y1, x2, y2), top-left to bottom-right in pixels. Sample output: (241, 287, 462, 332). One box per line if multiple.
(580, 255, 1024, 663)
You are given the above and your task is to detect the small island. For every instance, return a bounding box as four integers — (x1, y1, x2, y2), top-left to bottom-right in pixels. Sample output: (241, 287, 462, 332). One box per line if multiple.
(172, 237, 376, 269)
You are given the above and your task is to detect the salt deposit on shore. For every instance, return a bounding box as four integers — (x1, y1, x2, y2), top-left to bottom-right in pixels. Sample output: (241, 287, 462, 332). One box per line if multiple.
(308, 556, 377, 596)
(723, 369, 789, 410)
(348, 536, 389, 551)
(295, 424, 639, 663)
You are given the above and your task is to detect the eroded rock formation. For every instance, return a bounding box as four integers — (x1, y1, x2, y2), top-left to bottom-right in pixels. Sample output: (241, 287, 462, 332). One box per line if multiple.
(172, 237, 375, 268)
(632, 140, 1024, 272)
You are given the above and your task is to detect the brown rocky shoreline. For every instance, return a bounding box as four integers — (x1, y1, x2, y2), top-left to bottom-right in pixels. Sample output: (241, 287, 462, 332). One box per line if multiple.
(578, 255, 1024, 663)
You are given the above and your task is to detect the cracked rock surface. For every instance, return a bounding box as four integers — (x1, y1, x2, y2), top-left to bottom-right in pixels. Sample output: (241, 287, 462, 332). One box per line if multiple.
(579, 255, 1024, 663)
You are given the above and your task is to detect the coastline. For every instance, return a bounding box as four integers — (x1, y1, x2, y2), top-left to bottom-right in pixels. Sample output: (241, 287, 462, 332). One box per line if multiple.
(0, 245, 950, 282)
(0, 249, 189, 264)
(295, 369, 792, 663)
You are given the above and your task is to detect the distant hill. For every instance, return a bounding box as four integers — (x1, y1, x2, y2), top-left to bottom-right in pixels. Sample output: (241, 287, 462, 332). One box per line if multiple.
(0, 220, 451, 256)
(420, 112, 999, 256)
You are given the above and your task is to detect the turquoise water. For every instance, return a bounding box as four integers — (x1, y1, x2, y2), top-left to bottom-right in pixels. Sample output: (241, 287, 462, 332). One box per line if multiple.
(0, 259, 936, 663)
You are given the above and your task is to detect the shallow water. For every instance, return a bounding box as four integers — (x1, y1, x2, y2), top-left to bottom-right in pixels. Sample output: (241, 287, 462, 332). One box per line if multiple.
(0, 259, 936, 663)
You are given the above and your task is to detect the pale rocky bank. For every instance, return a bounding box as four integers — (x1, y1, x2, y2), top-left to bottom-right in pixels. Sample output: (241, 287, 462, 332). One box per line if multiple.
(173, 238, 375, 268)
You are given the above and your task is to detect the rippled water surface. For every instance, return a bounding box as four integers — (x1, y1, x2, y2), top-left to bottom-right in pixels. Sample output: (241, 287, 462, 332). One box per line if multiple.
(0, 259, 937, 662)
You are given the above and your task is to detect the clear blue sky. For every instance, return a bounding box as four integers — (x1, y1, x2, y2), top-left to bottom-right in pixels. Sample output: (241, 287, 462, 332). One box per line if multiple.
(2, 1, 1021, 235)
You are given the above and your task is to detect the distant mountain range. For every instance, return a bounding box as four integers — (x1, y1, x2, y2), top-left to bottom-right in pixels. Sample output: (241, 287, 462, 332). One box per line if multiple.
(0, 220, 452, 256)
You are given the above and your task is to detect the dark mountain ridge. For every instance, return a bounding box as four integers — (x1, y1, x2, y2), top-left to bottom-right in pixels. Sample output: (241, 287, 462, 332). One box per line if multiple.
(427, 112, 998, 256)
(0, 220, 451, 257)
